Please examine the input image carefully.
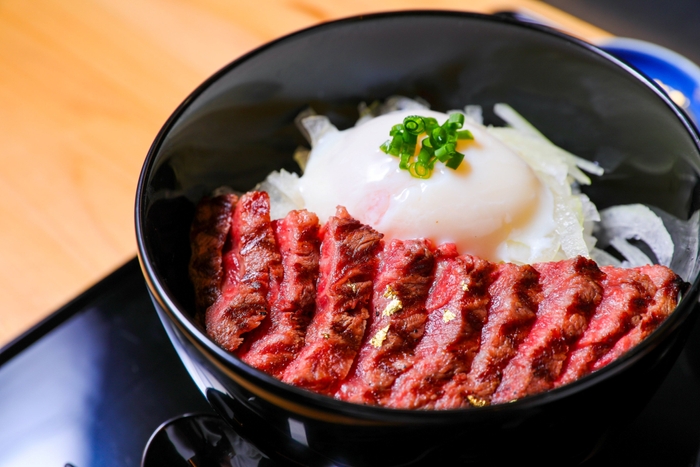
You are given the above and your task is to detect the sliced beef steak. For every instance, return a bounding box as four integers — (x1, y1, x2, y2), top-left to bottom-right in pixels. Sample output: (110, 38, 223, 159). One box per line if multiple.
(189, 193, 238, 319)
(388, 253, 494, 409)
(461, 263, 541, 406)
(556, 266, 656, 386)
(593, 264, 684, 370)
(239, 210, 321, 377)
(190, 193, 686, 408)
(337, 238, 436, 405)
(282, 207, 383, 395)
(205, 192, 283, 352)
(492, 256, 604, 403)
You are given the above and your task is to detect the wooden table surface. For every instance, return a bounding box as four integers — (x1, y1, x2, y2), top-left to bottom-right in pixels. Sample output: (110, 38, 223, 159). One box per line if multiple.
(0, 0, 610, 347)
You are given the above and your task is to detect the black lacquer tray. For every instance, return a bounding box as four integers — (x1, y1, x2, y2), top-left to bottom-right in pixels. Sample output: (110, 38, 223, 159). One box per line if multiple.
(0, 258, 698, 466)
(0, 260, 211, 467)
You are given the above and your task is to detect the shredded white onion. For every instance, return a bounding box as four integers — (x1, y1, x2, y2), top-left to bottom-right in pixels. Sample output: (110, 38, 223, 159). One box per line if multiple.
(301, 115, 338, 148)
(494, 103, 605, 182)
(356, 96, 430, 126)
(464, 105, 484, 125)
(485, 124, 600, 259)
(596, 204, 674, 267)
(591, 247, 622, 267)
(255, 169, 302, 220)
(649, 208, 699, 281)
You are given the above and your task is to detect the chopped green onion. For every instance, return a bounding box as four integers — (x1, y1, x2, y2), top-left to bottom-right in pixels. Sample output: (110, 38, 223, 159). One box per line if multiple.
(402, 131, 417, 144)
(410, 161, 431, 179)
(379, 113, 476, 178)
(404, 116, 425, 135)
(457, 129, 474, 140)
(388, 134, 403, 156)
(431, 127, 448, 146)
(423, 117, 438, 133)
(447, 112, 465, 128)
(445, 151, 465, 169)
(434, 143, 455, 162)
(417, 147, 432, 164)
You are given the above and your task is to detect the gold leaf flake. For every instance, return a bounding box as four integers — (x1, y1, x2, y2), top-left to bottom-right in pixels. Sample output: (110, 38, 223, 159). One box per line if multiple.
(370, 325, 391, 348)
(382, 298, 403, 317)
(383, 285, 398, 299)
(442, 309, 456, 323)
(461, 281, 469, 292)
(467, 395, 489, 408)
(322, 333, 330, 339)
(347, 283, 358, 293)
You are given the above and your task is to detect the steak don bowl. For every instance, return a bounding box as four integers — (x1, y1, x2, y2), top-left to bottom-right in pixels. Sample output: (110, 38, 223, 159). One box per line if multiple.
(135, 11, 700, 467)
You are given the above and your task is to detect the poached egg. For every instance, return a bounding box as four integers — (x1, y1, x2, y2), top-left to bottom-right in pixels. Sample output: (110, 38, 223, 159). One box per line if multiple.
(296, 110, 557, 264)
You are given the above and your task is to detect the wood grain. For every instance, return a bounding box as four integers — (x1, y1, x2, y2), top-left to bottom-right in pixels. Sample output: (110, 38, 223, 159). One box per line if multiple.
(0, 0, 610, 347)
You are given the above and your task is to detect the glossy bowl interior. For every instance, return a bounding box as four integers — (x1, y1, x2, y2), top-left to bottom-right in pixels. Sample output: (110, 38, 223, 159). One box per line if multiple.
(136, 11, 700, 467)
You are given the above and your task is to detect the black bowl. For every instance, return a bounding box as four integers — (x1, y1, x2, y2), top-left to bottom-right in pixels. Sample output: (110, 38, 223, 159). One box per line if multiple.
(135, 11, 700, 467)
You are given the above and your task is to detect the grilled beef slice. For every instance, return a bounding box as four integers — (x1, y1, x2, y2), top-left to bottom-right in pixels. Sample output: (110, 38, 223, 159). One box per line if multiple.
(388, 253, 494, 409)
(239, 209, 321, 377)
(282, 207, 383, 395)
(492, 256, 604, 403)
(556, 266, 656, 386)
(205, 192, 283, 352)
(592, 264, 684, 370)
(460, 263, 541, 406)
(189, 193, 238, 319)
(337, 238, 436, 405)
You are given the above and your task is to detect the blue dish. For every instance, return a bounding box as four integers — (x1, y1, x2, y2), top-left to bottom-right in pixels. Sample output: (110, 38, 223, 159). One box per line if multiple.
(599, 37, 700, 125)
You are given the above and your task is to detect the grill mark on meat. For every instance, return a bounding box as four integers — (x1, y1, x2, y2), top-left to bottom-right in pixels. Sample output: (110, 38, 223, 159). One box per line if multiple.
(592, 264, 684, 370)
(189, 194, 238, 321)
(388, 253, 494, 409)
(205, 192, 283, 352)
(282, 207, 383, 395)
(239, 210, 321, 377)
(556, 266, 656, 386)
(492, 256, 604, 403)
(337, 239, 436, 405)
(458, 263, 541, 405)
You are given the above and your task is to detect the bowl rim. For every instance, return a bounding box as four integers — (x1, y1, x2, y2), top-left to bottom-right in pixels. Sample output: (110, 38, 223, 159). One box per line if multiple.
(135, 9, 700, 422)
